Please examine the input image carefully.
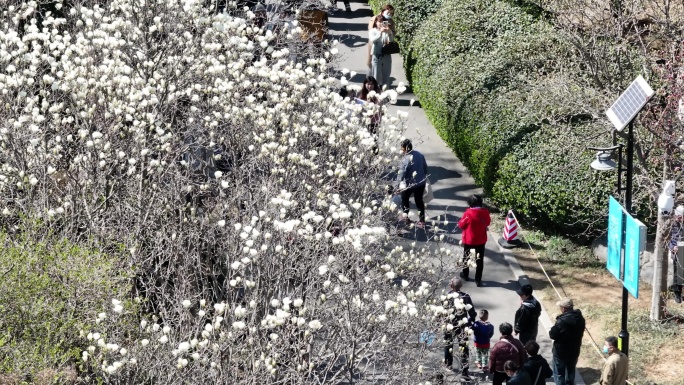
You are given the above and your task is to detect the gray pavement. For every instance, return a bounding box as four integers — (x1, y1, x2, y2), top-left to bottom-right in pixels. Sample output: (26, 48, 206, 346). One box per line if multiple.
(327, 2, 584, 384)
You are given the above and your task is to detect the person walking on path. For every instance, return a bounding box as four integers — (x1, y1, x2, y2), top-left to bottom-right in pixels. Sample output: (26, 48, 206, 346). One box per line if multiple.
(368, 14, 394, 89)
(505, 360, 533, 385)
(458, 194, 491, 286)
(669, 205, 684, 303)
(358, 76, 383, 137)
(514, 284, 542, 344)
(549, 298, 585, 385)
(599, 336, 628, 385)
(522, 340, 553, 385)
(472, 309, 494, 371)
(443, 277, 477, 380)
(397, 139, 428, 228)
(488, 322, 526, 385)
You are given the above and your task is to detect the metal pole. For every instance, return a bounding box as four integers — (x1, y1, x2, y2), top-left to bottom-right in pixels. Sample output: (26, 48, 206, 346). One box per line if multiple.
(619, 120, 634, 356)
(617, 144, 623, 203)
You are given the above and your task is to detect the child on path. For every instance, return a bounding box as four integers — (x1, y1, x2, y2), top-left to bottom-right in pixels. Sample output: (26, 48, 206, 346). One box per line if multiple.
(472, 309, 494, 371)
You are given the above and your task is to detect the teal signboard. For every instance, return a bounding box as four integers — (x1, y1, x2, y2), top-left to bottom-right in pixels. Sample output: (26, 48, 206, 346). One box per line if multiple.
(606, 196, 645, 299)
(607, 196, 623, 280)
(624, 214, 646, 298)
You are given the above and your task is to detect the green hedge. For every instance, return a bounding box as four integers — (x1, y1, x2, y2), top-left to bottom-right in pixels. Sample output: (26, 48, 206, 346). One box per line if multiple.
(407, 0, 641, 233)
(494, 123, 615, 234)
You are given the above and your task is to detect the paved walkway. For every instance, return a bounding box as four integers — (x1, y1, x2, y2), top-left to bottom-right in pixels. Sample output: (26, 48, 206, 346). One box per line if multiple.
(327, 2, 583, 384)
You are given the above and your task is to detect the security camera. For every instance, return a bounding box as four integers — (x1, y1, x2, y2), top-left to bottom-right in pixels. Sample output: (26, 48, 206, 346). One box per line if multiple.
(658, 180, 676, 215)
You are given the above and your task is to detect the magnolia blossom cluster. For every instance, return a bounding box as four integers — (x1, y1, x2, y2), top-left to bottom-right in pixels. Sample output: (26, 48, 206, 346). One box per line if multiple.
(84, 297, 327, 376)
(0, 0, 470, 382)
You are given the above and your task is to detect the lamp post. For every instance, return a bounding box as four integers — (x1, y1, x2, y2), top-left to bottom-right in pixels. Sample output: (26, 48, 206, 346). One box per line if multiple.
(588, 120, 634, 356)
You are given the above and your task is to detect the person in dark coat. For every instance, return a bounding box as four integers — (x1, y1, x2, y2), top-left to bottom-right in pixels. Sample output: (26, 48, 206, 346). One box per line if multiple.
(397, 139, 429, 228)
(514, 284, 542, 344)
(669, 205, 684, 303)
(443, 277, 477, 380)
(505, 360, 533, 385)
(549, 298, 585, 385)
(522, 340, 553, 385)
(488, 322, 526, 385)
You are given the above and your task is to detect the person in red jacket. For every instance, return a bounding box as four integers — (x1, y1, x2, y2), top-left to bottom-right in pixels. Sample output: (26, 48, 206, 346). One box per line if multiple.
(489, 322, 527, 385)
(458, 194, 491, 287)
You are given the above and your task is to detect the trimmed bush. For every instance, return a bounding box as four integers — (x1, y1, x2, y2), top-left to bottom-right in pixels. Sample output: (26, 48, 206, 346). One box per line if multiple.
(408, 0, 643, 233)
(494, 122, 615, 234)
(0, 230, 129, 379)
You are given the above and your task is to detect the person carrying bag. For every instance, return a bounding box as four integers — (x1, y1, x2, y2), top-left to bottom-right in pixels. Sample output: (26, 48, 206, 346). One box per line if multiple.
(368, 15, 394, 89)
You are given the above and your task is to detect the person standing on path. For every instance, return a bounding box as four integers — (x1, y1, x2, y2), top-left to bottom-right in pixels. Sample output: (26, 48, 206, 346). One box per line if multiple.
(366, 5, 395, 73)
(458, 194, 491, 286)
(397, 139, 428, 228)
(488, 322, 526, 385)
(472, 309, 494, 371)
(358, 76, 383, 137)
(549, 298, 585, 385)
(368, 15, 394, 90)
(669, 205, 684, 303)
(505, 360, 533, 385)
(599, 336, 628, 385)
(514, 284, 542, 344)
(521, 340, 553, 385)
(443, 277, 477, 380)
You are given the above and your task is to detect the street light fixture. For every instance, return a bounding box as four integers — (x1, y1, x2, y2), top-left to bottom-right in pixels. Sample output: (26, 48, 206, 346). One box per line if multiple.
(588, 129, 634, 357)
(588, 144, 625, 205)
(587, 75, 653, 356)
(590, 150, 619, 171)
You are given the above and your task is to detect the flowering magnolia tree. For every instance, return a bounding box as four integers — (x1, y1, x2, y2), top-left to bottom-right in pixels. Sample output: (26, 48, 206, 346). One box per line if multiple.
(0, 0, 475, 382)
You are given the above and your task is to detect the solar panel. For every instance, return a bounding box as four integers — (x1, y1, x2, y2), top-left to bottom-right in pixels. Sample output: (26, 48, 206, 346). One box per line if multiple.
(605, 75, 654, 131)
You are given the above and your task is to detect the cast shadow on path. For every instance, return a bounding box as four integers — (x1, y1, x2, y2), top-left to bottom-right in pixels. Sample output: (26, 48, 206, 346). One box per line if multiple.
(478, 279, 519, 291)
(328, 21, 370, 32)
(433, 183, 479, 200)
(428, 165, 462, 185)
(332, 34, 367, 48)
(394, 98, 421, 108)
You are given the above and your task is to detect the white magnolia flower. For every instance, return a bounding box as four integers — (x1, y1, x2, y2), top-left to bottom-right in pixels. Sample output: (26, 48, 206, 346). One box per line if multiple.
(308, 320, 322, 331)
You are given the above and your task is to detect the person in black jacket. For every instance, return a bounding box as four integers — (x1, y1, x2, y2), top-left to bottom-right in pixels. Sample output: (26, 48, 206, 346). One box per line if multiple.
(443, 277, 477, 380)
(505, 360, 532, 385)
(549, 298, 585, 385)
(522, 340, 553, 385)
(514, 284, 542, 344)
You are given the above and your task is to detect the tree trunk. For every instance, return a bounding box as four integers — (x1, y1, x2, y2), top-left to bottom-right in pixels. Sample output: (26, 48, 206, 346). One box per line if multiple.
(650, 212, 670, 321)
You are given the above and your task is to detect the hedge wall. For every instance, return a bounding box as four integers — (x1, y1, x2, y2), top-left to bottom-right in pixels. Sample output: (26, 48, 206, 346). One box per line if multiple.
(407, 0, 639, 234)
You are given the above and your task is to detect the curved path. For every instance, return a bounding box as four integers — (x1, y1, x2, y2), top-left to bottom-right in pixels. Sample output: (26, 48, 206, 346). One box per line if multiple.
(326, 2, 584, 384)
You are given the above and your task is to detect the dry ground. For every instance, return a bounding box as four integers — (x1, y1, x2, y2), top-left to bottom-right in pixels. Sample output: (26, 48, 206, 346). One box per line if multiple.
(496, 217, 684, 385)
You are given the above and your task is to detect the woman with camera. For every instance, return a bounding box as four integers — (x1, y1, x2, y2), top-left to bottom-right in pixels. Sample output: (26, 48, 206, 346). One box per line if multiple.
(368, 14, 394, 90)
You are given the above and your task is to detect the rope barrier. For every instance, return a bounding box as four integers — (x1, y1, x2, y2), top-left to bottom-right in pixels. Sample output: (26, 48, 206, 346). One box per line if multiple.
(507, 211, 609, 368)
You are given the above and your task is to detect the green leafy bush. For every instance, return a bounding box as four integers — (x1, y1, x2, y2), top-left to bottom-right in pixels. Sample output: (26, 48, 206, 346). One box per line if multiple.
(494, 121, 615, 235)
(408, 0, 642, 233)
(368, 0, 384, 13)
(0, 229, 129, 379)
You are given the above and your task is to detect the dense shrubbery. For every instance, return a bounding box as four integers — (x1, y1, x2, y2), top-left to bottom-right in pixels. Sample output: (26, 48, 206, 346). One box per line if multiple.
(0, 230, 128, 379)
(406, 0, 644, 233)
